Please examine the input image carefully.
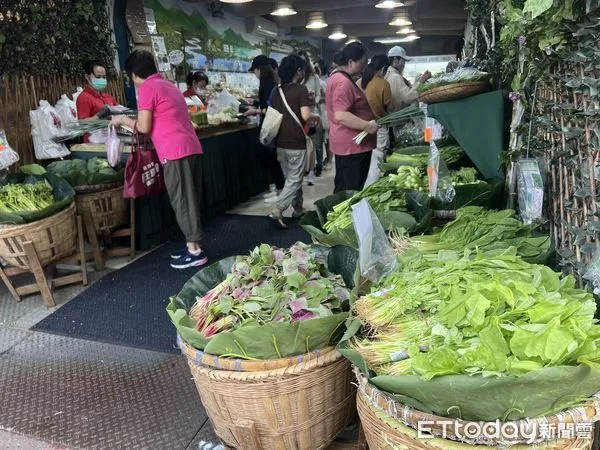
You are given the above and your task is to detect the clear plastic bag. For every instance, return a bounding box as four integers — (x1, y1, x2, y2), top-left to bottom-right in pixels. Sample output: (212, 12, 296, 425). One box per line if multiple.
(517, 158, 544, 224)
(351, 199, 397, 283)
(105, 126, 123, 168)
(0, 130, 20, 171)
(206, 88, 240, 117)
(427, 141, 455, 202)
(30, 101, 70, 160)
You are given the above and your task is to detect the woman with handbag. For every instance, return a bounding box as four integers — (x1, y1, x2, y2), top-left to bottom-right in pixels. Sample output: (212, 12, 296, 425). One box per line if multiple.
(110, 50, 207, 270)
(326, 42, 379, 192)
(267, 55, 321, 229)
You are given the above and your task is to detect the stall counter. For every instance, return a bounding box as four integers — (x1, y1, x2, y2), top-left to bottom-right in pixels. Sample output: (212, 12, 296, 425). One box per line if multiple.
(71, 123, 270, 250)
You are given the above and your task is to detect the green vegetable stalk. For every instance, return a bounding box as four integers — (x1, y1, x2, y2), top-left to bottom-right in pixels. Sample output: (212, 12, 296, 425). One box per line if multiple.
(0, 182, 54, 213)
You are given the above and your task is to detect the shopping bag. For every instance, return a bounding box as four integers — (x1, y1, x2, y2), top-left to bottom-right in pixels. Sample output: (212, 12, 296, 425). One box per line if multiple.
(123, 132, 165, 199)
(259, 106, 283, 146)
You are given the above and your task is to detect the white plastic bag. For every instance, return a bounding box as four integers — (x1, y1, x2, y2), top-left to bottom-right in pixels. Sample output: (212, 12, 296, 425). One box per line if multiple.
(72, 87, 84, 103)
(105, 126, 123, 168)
(0, 130, 20, 170)
(30, 101, 70, 160)
(207, 88, 240, 121)
(427, 141, 455, 203)
(89, 129, 108, 144)
(55, 94, 77, 125)
(351, 199, 397, 283)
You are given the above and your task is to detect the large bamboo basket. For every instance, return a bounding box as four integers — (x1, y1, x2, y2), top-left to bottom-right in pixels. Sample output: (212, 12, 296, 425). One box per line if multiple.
(355, 369, 598, 449)
(75, 185, 128, 235)
(418, 81, 490, 104)
(179, 338, 356, 450)
(0, 202, 77, 269)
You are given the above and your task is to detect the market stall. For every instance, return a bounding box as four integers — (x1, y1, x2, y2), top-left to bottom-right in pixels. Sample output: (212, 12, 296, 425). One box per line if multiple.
(71, 123, 270, 250)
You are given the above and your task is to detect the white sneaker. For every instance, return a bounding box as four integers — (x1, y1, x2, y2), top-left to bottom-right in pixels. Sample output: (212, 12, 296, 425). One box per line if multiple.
(264, 195, 280, 204)
(307, 172, 316, 186)
(262, 191, 277, 199)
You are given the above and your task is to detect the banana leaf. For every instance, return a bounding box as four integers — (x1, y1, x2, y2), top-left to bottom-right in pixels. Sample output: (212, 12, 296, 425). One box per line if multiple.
(0, 173, 75, 225)
(302, 190, 432, 249)
(168, 245, 359, 359)
(430, 181, 505, 211)
(339, 345, 600, 422)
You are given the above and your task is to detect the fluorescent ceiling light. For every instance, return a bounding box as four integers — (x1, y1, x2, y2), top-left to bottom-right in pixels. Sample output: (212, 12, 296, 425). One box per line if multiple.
(375, 0, 404, 8)
(220, 0, 253, 3)
(396, 27, 416, 34)
(374, 35, 419, 44)
(389, 16, 412, 26)
(329, 27, 347, 40)
(306, 12, 328, 29)
(271, 3, 297, 16)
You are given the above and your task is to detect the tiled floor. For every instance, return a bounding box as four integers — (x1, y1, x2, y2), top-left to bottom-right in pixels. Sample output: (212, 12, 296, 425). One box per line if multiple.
(0, 169, 338, 449)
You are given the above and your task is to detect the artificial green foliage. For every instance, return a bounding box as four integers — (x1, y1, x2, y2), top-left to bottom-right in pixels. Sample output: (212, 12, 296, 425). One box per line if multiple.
(0, 1, 115, 76)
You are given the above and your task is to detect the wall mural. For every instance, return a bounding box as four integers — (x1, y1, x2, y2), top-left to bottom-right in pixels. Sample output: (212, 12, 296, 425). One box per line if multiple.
(144, 0, 321, 73)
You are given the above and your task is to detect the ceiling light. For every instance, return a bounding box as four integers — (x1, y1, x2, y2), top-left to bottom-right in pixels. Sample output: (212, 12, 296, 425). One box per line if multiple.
(306, 12, 328, 29)
(219, 0, 254, 3)
(329, 27, 347, 40)
(396, 27, 416, 34)
(271, 2, 297, 16)
(389, 15, 411, 26)
(374, 35, 419, 44)
(375, 0, 404, 8)
(346, 37, 361, 45)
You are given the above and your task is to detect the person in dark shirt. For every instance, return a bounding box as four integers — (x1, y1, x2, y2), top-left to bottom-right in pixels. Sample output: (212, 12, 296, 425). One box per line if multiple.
(268, 55, 320, 229)
(246, 55, 285, 202)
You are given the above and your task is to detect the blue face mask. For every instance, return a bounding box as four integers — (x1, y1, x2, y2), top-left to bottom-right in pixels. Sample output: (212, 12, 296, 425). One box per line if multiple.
(90, 77, 107, 91)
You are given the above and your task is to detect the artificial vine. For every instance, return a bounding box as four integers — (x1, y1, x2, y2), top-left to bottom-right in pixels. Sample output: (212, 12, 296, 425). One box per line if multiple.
(0, 1, 115, 77)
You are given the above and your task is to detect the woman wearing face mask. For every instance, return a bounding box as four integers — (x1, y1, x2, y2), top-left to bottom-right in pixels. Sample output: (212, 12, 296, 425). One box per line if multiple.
(110, 50, 207, 270)
(358, 54, 392, 187)
(76, 60, 119, 142)
(267, 55, 321, 229)
(326, 42, 378, 192)
(183, 71, 210, 103)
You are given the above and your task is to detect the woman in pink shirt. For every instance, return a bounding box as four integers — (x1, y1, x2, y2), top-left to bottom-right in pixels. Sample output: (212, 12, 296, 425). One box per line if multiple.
(326, 42, 378, 192)
(110, 50, 207, 270)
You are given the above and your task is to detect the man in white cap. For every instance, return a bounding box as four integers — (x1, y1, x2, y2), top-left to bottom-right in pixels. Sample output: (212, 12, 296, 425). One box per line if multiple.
(386, 46, 431, 111)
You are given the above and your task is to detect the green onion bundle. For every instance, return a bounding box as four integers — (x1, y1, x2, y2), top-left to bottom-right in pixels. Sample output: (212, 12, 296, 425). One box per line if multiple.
(353, 105, 423, 145)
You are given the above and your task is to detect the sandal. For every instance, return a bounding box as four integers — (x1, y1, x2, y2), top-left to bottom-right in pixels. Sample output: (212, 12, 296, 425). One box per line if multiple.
(268, 212, 287, 229)
(292, 209, 306, 218)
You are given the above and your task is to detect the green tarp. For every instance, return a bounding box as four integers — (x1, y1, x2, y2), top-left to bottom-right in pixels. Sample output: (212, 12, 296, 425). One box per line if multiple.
(427, 90, 506, 181)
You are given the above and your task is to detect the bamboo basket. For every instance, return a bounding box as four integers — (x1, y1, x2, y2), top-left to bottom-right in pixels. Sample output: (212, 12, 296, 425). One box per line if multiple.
(0, 202, 77, 269)
(74, 181, 123, 195)
(75, 185, 128, 235)
(418, 81, 490, 105)
(179, 338, 356, 450)
(355, 369, 598, 449)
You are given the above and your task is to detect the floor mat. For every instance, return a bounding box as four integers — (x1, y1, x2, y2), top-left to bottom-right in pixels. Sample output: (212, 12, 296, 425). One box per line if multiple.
(32, 214, 310, 354)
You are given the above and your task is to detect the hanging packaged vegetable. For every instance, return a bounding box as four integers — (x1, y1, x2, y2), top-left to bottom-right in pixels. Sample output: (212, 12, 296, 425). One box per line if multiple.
(427, 141, 455, 202)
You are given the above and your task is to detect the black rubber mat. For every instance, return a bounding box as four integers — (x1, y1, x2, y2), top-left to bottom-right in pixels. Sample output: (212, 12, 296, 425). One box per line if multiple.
(0, 332, 207, 450)
(33, 214, 310, 354)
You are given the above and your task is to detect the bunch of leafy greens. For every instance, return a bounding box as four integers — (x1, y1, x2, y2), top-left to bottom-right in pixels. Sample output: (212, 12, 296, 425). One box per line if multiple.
(384, 145, 465, 172)
(352, 247, 600, 381)
(0, 182, 54, 213)
(408, 206, 551, 263)
(189, 242, 350, 339)
(324, 177, 408, 234)
(46, 157, 123, 187)
(417, 67, 492, 93)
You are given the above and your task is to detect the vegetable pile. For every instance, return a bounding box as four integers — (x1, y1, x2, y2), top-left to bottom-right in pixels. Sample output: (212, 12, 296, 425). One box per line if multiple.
(46, 157, 123, 187)
(323, 177, 408, 234)
(0, 182, 54, 213)
(418, 68, 492, 94)
(189, 242, 350, 339)
(385, 145, 464, 171)
(352, 248, 600, 380)
(390, 166, 483, 193)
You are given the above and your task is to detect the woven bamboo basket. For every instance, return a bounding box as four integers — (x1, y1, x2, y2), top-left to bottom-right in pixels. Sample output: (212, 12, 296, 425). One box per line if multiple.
(75, 185, 128, 235)
(355, 369, 598, 449)
(0, 202, 77, 270)
(179, 338, 356, 450)
(73, 180, 123, 195)
(418, 81, 490, 105)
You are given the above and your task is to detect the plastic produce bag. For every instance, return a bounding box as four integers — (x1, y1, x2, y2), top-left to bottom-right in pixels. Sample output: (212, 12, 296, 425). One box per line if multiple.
(206, 88, 240, 124)
(30, 101, 70, 160)
(55, 94, 77, 125)
(351, 199, 397, 283)
(427, 141, 455, 203)
(105, 126, 123, 168)
(89, 128, 108, 144)
(0, 130, 20, 171)
(72, 87, 83, 103)
(517, 159, 544, 224)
